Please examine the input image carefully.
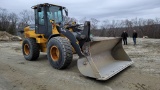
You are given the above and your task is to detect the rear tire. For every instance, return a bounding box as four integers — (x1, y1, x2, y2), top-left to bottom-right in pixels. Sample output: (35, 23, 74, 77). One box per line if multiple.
(47, 37, 73, 69)
(22, 38, 40, 61)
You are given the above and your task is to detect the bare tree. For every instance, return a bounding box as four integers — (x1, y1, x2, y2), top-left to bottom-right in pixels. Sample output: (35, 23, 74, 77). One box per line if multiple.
(90, 18, 99, 30)
(0, 8, 19, 35)
(64, 16, 77, 25)
(19, 10, 34, 25)
(8, 12, 19, 35)
(100, 20, 109, 29)
(79, 17, 87, 24)
(100, 20, 109, 36)
(0, 8, 10, 31)
(17, 9, 34, 33)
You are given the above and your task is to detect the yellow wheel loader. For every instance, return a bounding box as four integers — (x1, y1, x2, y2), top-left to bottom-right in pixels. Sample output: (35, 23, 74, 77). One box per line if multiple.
(22, 3, 133, 80)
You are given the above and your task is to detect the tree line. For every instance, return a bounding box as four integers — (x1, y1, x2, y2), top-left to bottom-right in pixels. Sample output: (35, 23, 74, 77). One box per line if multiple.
(91, 18, 160, 38)
(0, 8, 34, 35)
(0, 7, 160, 38)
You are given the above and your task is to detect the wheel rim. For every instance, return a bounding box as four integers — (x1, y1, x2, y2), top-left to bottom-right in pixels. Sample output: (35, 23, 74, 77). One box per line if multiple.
(24, 44, 30, 55)
(50, 46, 60, 61)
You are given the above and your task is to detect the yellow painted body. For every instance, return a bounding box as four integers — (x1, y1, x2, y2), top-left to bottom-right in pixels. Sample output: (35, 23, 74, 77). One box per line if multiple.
(24, 26, 48, 52)
(23, 23, 76, 53)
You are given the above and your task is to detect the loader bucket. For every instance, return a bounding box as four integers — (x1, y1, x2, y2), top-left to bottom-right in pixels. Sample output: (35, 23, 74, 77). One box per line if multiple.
(78, 37, 133, 80)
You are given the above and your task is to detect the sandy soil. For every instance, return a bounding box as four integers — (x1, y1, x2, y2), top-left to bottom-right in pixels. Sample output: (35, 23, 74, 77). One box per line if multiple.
(0, 38, 160, 90)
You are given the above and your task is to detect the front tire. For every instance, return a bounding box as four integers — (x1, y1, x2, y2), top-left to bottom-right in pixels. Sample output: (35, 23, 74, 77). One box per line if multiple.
(22, 38, 40, 61)
(47, 37, 73, 69)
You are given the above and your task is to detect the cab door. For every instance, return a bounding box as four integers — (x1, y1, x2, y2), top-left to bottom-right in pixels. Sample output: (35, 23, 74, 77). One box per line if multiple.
(35, 7, 48, 37)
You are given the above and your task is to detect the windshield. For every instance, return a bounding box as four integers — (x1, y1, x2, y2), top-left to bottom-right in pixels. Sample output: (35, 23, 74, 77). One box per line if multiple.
(47, 6, 63, 23)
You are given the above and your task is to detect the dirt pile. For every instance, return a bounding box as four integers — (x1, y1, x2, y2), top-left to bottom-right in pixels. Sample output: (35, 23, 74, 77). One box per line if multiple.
(0, 31, 22, 41)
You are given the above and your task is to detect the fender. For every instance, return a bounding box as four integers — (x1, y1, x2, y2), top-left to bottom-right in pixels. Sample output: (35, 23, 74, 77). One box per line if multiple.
(48, 34, 60, 41)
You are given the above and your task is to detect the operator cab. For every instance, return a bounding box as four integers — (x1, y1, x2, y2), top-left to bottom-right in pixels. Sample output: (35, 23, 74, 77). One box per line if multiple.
(32, 3, 68, 38)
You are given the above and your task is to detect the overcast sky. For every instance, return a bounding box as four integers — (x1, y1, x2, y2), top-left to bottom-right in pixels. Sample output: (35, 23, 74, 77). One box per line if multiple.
(0, 0, 160, 21)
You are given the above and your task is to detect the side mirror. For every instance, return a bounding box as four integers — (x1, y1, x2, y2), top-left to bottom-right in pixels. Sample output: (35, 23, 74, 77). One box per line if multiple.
(64, 7, 68, 16)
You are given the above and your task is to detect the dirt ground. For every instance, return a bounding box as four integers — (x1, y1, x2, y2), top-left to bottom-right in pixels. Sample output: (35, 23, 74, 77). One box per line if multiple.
(0, 38, 160, 90)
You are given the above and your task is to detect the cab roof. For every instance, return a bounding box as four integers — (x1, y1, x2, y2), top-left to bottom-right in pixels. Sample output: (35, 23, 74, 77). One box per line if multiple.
(31, 3, 65, 9)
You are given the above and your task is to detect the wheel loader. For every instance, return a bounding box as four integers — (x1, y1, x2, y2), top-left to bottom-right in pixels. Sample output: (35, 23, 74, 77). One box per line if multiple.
(22, 3, 133, 80)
